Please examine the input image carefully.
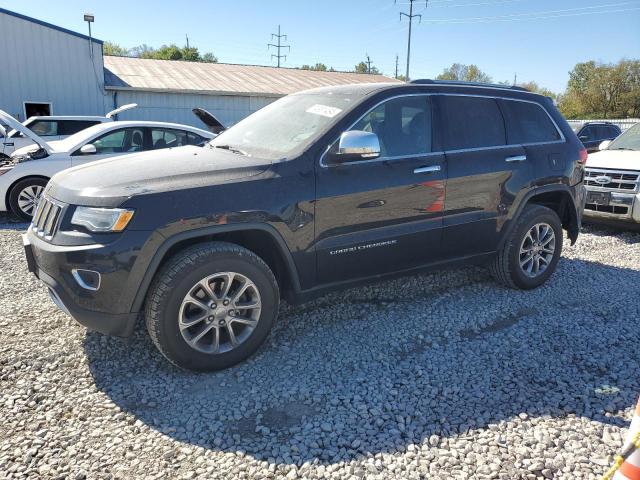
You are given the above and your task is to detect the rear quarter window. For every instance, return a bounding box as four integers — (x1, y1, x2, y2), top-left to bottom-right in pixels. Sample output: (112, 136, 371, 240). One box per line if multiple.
(501, 100, 560, 144)
(438, 96, 505, 150)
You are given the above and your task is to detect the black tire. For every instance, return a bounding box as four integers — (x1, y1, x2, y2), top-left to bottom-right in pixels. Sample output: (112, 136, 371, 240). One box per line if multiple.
(490, 204, 563, 290)
(8, 177, 48, 220)
(145, 242, 280, 371)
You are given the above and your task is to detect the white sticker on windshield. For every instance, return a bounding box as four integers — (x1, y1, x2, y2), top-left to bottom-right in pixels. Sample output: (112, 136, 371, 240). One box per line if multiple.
(306, 104, 342, 118)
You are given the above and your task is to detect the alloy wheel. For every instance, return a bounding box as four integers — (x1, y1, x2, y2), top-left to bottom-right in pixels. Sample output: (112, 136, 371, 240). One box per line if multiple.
(178, 272, 262, 354)
(519, 222, 556, 278)
(17, 185, 44, 217)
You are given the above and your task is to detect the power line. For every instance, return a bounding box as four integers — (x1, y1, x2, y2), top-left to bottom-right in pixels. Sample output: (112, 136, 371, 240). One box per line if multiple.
(422, 1, 640, 24)
(267, 24, 290, 68)
(397, 0, 428, 81)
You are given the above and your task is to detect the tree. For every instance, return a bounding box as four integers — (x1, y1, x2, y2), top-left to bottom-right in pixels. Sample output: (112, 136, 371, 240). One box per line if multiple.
(436, 63, 492, 83)
(354, 61, 380, 75)
(301, 63, 329, 71)
(103, 41, 128, 57)
(517, 81, 558, 100)
(105, 42, 218, 64)
(559, 59, 640, 119)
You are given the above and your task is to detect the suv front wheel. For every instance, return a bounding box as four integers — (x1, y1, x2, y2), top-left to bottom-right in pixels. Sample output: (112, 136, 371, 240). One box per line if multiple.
(145, 242, 280, 371)
(490, 205, 563, 289)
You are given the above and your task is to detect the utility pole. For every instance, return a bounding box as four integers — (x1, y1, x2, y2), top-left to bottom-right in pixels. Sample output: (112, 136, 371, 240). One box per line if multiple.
(513, 73, 517, 86)
(395, 54, 399, 79)
(186, 34, 190, 49)
(398, 0, 428, 81)
(268, 25, 290, 68)
(366, 54, 372, 74)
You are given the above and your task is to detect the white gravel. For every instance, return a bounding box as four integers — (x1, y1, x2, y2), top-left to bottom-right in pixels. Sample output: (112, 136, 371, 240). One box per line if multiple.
(1, 213, 639, 479)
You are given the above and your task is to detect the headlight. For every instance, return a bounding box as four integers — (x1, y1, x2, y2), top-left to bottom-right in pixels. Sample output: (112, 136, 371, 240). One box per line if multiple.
(71, 207, 135, 232)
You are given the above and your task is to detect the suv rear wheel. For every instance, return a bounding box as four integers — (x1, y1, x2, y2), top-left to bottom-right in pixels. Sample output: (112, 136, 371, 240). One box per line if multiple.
(490, 205, 563, 289)
(145, 242, 279, 371)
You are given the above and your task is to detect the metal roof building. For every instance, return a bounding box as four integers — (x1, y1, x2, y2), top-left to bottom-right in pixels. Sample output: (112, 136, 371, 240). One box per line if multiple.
(0, 6, 399, 128)
(103, 57, 399, 127)
(0, 7, 105, 121)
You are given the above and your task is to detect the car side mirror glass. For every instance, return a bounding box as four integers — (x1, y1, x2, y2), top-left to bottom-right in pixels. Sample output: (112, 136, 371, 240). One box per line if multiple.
(598, 140, 611, 151)
(333, 130, 380, 163)
(80, 144, 97, 155)
(579, 135, 589, 141)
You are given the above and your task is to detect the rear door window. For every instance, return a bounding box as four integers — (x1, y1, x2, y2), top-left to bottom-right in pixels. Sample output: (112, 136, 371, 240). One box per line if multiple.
(91, 128, 145, 154)
(150, 128, 192, 149)
(438, 96, 505, 150)
(500, 100, 561, 144)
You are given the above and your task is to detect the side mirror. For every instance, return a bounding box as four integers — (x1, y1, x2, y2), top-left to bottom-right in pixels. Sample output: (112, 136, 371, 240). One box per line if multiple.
(599, 140, 611, 151)
(578, 135, 589, 142)
(336, 130, 380, 161)
(79, 144, 97, 155)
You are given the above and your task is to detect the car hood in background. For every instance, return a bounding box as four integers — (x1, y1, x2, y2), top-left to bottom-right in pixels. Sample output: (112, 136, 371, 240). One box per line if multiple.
(0, 109, 53, 154)
(586, 149, 640, 171)
(46, 145, 272, 207)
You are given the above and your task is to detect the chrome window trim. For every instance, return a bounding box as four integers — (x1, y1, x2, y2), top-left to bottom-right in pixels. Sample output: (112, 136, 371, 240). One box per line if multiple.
(319, 92, 566, 169)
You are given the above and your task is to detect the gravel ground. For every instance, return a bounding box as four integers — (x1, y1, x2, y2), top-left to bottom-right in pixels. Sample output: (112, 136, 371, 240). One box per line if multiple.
(0, 213, 639, 480)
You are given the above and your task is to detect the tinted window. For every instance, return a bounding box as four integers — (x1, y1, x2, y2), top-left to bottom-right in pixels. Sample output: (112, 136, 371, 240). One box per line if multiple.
(187, 132, 206, 145)
(91, 128, 145, 154)
(579, 126, 594, 140)
(29, 120, 58, 136)
(350, 95, 432, 158)
(607, 126, 620, 137)
(150, 128, 196, 149)
(501, 100, 560, 144)
(439, 96, 505, 150)
(58, 120, 101, 136)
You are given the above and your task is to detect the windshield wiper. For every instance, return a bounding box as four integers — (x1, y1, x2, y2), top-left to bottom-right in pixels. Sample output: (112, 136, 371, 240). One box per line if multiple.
(211, 144, 248, 156)
(611, 147, 635, 151)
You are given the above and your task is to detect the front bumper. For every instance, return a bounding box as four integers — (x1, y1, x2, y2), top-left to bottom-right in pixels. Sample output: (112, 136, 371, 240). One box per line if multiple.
(23, 227, 160, 337)
(583, 187, 640, 224)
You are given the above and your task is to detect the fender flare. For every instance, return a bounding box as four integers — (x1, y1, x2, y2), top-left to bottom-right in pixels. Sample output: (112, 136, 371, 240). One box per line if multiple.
(498, 184, 581, 249)
(130, 223, 302, 313)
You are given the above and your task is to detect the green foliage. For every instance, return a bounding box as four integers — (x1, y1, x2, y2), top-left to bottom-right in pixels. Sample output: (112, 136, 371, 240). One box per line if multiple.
(301, 63, 330, 71)
(396, 74, 407, 82)
(517, 81, 558, 100)
(354, 61, 380, 75)
(559, 59, 640, 119)
(436, 63, 492, 83)
(104, 41, 218, 64)
(103, 41, 128, 57)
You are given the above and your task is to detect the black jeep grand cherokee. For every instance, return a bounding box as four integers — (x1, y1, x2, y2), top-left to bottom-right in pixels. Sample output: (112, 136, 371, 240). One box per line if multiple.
(24, 80, 587, 371)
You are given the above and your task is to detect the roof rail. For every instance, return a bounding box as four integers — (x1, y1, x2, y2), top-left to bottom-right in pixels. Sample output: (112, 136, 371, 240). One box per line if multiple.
(409, 79, 530, 92)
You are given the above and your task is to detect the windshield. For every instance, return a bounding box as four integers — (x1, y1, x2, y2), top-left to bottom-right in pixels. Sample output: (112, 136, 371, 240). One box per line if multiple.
(607, 123, 640, 151)
(208, 93, 359, 160)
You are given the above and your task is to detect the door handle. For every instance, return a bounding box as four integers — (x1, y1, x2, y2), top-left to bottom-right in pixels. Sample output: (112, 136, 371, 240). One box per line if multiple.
(413, 165, 441, 174)
(505, 155, 527, 162)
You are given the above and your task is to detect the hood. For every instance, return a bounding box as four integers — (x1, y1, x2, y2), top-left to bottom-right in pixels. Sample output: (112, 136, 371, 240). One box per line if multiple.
(106, 103, 137, 119)
(192, 108, 225, 134)
(586, 149, 640, 171)
(0, 109, 52, 154)
(46, 145, 272, 207)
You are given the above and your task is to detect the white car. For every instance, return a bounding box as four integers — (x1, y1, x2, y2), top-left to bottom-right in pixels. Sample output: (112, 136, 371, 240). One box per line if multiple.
(0, 104, 137, 158)
(584, 122, 640, 227)
(0, 110, 215, 219)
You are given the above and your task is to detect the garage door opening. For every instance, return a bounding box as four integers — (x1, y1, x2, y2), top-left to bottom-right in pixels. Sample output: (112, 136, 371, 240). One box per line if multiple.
(24, 102, 52, 119)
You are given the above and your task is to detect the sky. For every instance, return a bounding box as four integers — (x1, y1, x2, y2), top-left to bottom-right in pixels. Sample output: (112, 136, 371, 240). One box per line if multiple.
(2, 0, 639, 93)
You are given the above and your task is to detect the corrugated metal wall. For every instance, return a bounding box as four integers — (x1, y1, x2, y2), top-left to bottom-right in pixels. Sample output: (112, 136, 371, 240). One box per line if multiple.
(0, 11, 105, 121)
(109, 90, 279, 128)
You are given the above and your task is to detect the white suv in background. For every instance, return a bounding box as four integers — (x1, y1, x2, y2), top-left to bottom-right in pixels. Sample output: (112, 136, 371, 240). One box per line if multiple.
(584, 122, 640, 227)
(0, 104, 137, 158)
(0, 110, 215, 219)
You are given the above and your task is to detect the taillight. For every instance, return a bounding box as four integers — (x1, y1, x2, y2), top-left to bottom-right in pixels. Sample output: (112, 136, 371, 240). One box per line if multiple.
(578, 147, 588, 165)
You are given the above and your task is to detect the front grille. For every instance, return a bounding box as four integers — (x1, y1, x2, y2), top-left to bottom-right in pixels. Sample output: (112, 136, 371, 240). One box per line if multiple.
(31, 197, 62, 238)
(585, 203, 629, 215)
(585, 168, 640, 192)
